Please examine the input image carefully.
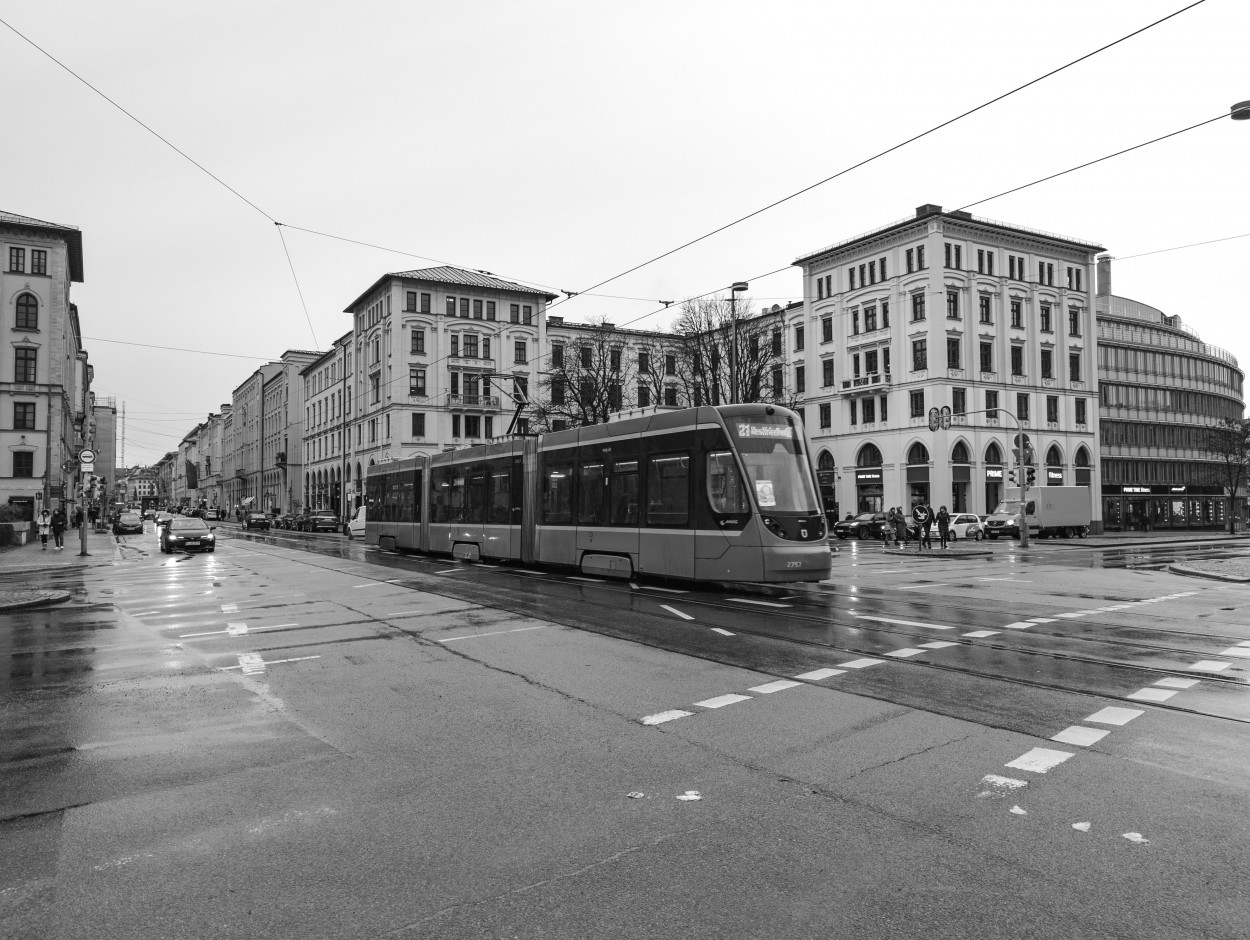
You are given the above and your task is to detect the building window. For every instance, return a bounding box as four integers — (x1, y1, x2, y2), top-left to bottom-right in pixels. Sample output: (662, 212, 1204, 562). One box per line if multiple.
(1040, 348, 1053, 379)
(411, 413, 425, 437)
(849, 267, 857, 291)
(514, 341, 527, 364)
(419, 292, 431, 314)
(473, 299, 483, 319)
(947, 290, 959, 319)
(15, 293, 38, 331)
(638, 386, 650, 407)
(879, 256, 887, 279)
(452, 414, 461, 438)
(1016, 393, 1030, 423)
(771, 367, 783, 398)
(13, 451, 33, 477)
(1075, 397, 1087, 424)
(486, 301, 496, 320)
(912, 339, 927, 371)
(795, 325, 804, 351)
(445, 297, 455, 317)
(819, 403, 831, 429)
(370, 372, 380, 403)
(523, 305, 533, 325)
(817, 278, 824, 300)
(1068, 308, 1081, 337)
(795, 365, 805, 392)
(638, 351, 649, 373)
(944, 243, 961, 269)
(551, 378, 566, 405)
(986, 390, 998, 421)
(917, 245, 926, 269)
(1010, 346, 1023, 376)
(864, 306, 877, 332)
(979, 342, 993, 373)
(1069, 352, 1081, 381)
(821, 359, 834, 387)
(552, 344, 564, 368)
(411, 329, 425, 354)
(851, 310, 859, 335)
(14, 347, 36, 383)
(946, 337, 961, 369)
(664, 386, 677, 407)
(1039, 303, 1052, 333)
(952, 387, 966, 415)
(1010, 300, 1023, 328)
(977, 249, 994, 275)
(864, 350, 878, 374)
(1008, 255, 1026, 280)
(911, 292, 925, 321)
(852, 353, 861, 378)
(1047, 396, 1059, 423)
(880, 394, 888, 422)
(31, 250, 46, 275)
(458, 298, 469, 318)
(580, 347, 592, 368)
(405, 291, 417, 312)
(409, 368, 426, 396)
(450, 372, 459, 395)
(868, 260, 877, 284)
(465, 415, 481, 438)
(463, 334, 479, 358)
(906, 248, 914, 273)
(978, 295, 991, 324)
(450, 335, 460, 357)
(610, 348, 622, 372)
(510, 304, 520, 323)
(771, 329, 782, 356)
(665, 354, 676, 375)
(909, 390, 924, 418)
(864, 397, 877, 424)
(882, 301, 889, 328)
(14, 402, 35, 429)
(849, 400, 857, 425)
(822, 316, 833, 343)
(1066, 266, 1082, 291)
(8, 247, 23, 272)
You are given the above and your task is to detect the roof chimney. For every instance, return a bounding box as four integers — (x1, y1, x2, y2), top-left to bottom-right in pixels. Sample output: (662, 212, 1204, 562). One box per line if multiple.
(915, 204, 943, 218)
(1097, 254, 1113, 298)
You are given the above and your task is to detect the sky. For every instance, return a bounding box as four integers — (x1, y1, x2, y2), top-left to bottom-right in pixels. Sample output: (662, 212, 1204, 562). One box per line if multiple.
(3, 0, 1248, 467)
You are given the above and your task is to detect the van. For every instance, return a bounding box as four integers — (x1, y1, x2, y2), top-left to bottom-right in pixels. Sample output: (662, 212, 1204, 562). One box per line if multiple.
(347, 505, 366, 540)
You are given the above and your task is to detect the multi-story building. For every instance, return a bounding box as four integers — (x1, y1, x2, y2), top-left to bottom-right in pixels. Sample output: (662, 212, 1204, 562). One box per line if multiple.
(174, 423, 206, 510)
(1, 210, 89, 518)
(200, 407, 230, 514)
(119, 466, 158, 506)
(154, 451, 176, 506)
(91, 397, 118, 493)
(1094, 256, 1245, 531)
(343, 266, 558, 476)
(792, 204, 1104, 525)
(299, 332, 353, 518)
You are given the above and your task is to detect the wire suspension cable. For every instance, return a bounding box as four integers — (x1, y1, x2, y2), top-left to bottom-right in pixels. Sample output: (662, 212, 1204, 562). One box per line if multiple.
(276, 224, 320, 349)
(84, 336, 273, 360)
(1115, 231, 1250, 261)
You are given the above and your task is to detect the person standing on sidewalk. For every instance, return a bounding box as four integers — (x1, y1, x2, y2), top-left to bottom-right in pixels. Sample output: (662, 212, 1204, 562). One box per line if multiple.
(51, 506, 68, 550)
(37, 508, 51, 550)
(937, 505, 951, 549)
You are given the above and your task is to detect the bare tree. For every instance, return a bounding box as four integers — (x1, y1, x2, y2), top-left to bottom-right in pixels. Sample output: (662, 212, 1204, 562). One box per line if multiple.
(1200, 417, 1250, 534)
(531, 317, 638, 431)
(670, 296, 791, 408)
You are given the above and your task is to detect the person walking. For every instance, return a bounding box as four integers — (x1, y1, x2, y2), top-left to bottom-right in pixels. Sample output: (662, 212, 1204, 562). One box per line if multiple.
(883, 507, 897, 548)
(37, 508, 52, 550)
(51, 505, 68, 550)
(921, 503, 935, 551)
(937, 505, 951, 549)
(894, 506, 909, 548)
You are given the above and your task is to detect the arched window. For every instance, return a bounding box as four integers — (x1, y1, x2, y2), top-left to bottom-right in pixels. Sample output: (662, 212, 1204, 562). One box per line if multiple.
(907, 442, 929, 464)
(857, 443, 883, 467)
(818, 451, 835, 470)
(985, 442, 1003, 464)
(1046, 445, 1063, 465)
(1074, 447, 1091, 467)
(951, 441, 970, 463)
(15, 293, 38, 331)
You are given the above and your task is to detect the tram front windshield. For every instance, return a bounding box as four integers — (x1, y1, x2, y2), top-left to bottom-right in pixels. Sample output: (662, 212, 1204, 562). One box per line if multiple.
(727, 416, 818, 514)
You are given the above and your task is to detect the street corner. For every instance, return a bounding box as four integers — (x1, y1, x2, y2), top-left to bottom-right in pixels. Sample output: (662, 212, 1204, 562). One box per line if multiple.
(0, 588, 72, 610)
(1167, 561, 1250, 583)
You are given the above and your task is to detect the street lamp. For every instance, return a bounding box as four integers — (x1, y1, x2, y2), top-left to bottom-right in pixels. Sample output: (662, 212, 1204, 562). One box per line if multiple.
(728, 281, 749, 404)
(1232, 100, 1250, 120)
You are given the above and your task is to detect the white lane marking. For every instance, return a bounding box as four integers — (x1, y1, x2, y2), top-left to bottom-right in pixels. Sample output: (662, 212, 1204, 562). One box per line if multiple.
(900, 583, 949, 590)
(642, 710, 692, 726)
(1085, 707, 1144, 725)
(727, 597, 791, 608)
(693, 693, 751, 709)
(852, 614, 953, 630)
(644, 586, 689, 594)
(963, 630, 1000, 638)
(1006, 748, 1075, 774)
(1188, 660, 1231, 673)
(886, 648, 925, 658)
(1153, 677, 1199, 689)
(384, 610, 427, 617)
(221, 604, 238, 613)
(1010, 805, 1027, 815)
(438, 625, 549, 642)
(750, 679, 802, 694)
(1054, 613, 1085, 618)
(838, 658, 885, 669)
(1218, 646, 1250, 658)
(795, 668, 846, 681)
(1026, 618, 1058, 623)
(1072, 821, 1092, 832)
(710, 627, 735, 636)
(568, 576, 604, 583)
(179, 622, 298, 638)
(1122, 832, 1150, 844)
(630, 582, 639, 590)
(1001, 622, 1034, 630)
(976, 774, 1028, 797)
(226, 622, 249, 636)
(1051, 726, 1110, 747)
(434, 568, 470, 576)
(1127, 688, 1178, 702)
(661, 605, 694, 621)
(1103, 605, 1133, 610)
(918, 641, 957, 649)
(384, 578, 404, 583)
(219, 654, 320, 673)
(352, 583, 385, 589)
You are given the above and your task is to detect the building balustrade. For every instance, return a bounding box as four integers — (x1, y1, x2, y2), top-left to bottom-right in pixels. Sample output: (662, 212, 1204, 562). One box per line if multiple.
(446, 394, 501, 409)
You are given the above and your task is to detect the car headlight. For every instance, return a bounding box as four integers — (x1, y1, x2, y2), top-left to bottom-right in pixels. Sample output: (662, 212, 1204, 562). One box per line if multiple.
(205, 533, 215, 541)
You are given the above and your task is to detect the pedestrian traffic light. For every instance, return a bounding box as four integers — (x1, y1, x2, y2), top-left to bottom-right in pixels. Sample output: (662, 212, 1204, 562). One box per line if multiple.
(1026, 467, 1036, 486)
(1008, 469, 1017, 484)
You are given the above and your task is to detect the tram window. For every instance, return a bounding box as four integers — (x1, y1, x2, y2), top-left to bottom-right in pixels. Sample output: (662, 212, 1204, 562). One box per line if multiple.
(467, 471, 488, 524)
(543, 462, 573, 524)
(487, 470, 511, 524)
(730, 417, 819, 514)
(430, 467, 454, 523)
(366, 474, 387, 518)
(707, 452, 749, 514)
(448, 473, 468, 523)
(579, 463, 605, 525)
(609, 460, 639, 525)
(647, 454, 690, 526)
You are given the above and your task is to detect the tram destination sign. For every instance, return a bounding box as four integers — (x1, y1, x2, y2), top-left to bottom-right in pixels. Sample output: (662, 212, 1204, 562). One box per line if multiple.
(734, 422, 795, 440)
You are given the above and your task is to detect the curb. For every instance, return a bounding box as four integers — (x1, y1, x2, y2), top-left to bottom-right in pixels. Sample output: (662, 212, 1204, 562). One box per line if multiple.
(0, 589, 72, 610)
(1167, 563, 1250, 583)
(881, 548, 994, 558)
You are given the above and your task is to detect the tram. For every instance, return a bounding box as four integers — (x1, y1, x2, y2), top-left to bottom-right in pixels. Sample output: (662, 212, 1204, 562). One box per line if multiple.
(364, 404, 831, 583)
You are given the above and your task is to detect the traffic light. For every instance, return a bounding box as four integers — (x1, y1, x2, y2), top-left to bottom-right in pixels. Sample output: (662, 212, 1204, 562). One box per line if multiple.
(1008, 468, 1017, 485)
(1026, 467, 1036, 486)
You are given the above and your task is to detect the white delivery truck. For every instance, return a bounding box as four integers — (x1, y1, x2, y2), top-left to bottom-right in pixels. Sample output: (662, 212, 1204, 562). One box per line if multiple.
(984, 486, 1091, 540)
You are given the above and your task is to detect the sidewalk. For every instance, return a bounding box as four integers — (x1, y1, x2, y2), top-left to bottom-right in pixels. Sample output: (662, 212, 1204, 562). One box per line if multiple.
(0, 526, 122, 608)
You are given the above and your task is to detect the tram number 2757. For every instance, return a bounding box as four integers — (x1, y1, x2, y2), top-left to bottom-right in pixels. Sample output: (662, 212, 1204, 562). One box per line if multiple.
(786, 561, 804, 568)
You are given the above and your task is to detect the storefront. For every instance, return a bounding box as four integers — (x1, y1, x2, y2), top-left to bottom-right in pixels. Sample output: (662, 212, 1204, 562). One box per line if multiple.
(856, 468, 883, 513)
(907, 465, 929, 509)
(1101, 484, 1228, 531)
(951, 464, 970, 512)
(817, 469, 839, 525)
(985, 466, 1003, 513)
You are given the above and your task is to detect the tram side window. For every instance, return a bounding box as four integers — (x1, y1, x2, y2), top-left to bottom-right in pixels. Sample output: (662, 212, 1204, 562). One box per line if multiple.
(366, 474, 387, 519)
(543, 461, 573, 524)
(579, 463, 605, 525)
(707, 452, 749, 514)
(448, 473, 468, 523)
(486, 468, 511, 524)
(647, 454, 690, 526)
(465, 470, 487, 524)
(609, 460, 639, 525)
(430, 467, 453, 523)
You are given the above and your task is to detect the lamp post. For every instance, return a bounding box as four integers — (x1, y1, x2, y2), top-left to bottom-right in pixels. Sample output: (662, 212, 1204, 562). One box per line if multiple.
(728, 281, 749, 404)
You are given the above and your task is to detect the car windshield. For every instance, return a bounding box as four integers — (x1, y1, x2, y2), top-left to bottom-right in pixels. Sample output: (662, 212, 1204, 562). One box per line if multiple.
(852, 513, 878, 522)
(170, 518, 209, 532)
(120, 514, 141, 523)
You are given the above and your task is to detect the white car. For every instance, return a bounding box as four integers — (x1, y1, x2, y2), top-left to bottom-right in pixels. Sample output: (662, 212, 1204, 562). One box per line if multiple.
(945, 512, 984, 541)
(346, 506, 366, 540)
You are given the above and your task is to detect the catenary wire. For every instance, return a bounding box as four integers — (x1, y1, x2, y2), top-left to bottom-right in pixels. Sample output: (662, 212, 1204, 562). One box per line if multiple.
(1114, 231, 1250, 261)
(276, 224, 320, 348)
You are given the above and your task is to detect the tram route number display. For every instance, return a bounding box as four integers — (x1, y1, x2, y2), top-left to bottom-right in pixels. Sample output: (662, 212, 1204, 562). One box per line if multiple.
(735, 423, 796, 439)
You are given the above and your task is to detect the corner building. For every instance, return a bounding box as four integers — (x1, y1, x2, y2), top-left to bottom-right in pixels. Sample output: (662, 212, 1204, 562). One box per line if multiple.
(792, 205, 1103, 526)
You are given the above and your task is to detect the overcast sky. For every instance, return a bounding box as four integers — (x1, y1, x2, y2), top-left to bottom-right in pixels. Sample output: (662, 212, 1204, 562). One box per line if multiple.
(4, 0, 1247, 466)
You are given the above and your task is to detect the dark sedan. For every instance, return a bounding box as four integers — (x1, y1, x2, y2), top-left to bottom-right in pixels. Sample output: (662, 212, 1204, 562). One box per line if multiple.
(301, 510, 340, 533)
(243, 512, 271, 531)
(831, 512, 890, 540)
(113, 512, 144, 535)
(160, 517, 216, 554)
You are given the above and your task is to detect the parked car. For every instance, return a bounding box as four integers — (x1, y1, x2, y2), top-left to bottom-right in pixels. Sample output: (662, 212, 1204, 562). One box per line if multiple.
(113, 512, 144, 535)
(160, 517, 216, 554)
(203, 508, 224, 521)
(346, 506, 366, 540)
(243, 512, 271, 531)
(154, 512, 174, 529)
(301, 509, 340, 533)
(832, 512, 890, 540)
(946, 512, 984, 541)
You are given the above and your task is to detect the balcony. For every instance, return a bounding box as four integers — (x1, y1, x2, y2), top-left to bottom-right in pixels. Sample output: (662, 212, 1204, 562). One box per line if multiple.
(840, 373, 892, 397)
(446, 394, 501, 410)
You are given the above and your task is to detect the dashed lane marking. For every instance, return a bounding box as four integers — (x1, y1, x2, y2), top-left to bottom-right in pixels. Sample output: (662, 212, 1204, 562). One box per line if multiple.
(642, 710, 692, 726)
(918, 641, 957, 649)
(727, 598, 791, 608)
(1005, 747, 1075, 774)
(710, 627, 735, 636)
(1188, 660, 1232, 673)
(963, 630, 1000, 638)
(1051, 726, 1110, 747)
(1154, 677, 1199, 689)
(1127, 688, 1177, 703)
(219, 654, 320, 673)
(434, 568, 470, 576)
(693, 693, 752, 709)
(1086, 707, 1143, 725)
(886, 648, 926, 658)
(838, 658, 885, 669)
(1026, 617, 1058, 623)
(750, 679, 802, 694)
(221, 604, 238, 613)
(568, 576, 604, 583)
(661, 605, 694, 621)
(1001, 622, 1035, 630)
(851, 614, 954, 630)
(437, 625, 549, 642)
(794, 668, 846, 681)
(1218, 644, 1250, 658)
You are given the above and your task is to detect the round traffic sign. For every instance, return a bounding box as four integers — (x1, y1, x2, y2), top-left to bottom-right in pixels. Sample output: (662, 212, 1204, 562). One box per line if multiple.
(78, 448, 96, 463)
(927, 407, 940, 432)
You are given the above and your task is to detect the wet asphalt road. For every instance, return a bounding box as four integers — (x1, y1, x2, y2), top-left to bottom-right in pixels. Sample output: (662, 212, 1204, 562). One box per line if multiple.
(3, 526, 1250, 939)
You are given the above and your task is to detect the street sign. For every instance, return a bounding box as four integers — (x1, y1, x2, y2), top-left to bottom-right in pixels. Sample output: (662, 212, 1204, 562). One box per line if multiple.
(80, 463, 95, 473)
(940, 405, 952, 430)
(78, 448, 96, 463)
(927, 407, 940, 432)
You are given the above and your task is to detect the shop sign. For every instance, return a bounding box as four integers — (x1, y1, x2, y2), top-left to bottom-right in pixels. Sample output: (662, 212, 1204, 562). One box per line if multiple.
(856, 470, 882, 483)
(985, 468, 1003, 480)
(1047, 469, 1064, 482)
(1170, 486, 1187, 493)
(1124, 485, 1150, 494)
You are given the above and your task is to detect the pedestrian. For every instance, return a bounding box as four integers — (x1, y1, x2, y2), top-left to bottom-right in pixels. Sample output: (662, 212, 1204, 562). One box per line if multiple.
(88, 504, 98, 529)
(37, 507, 52, 550)
(937, 505, 951, 549)
(893, 506, 908, 547)
(51, 505, 68, 550)
(921, 503, 935, 550)
(74, 507, 84, 529)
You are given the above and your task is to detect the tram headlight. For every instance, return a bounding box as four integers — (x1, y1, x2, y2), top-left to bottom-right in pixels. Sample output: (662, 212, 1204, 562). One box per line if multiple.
(761, 516, 788, 539)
